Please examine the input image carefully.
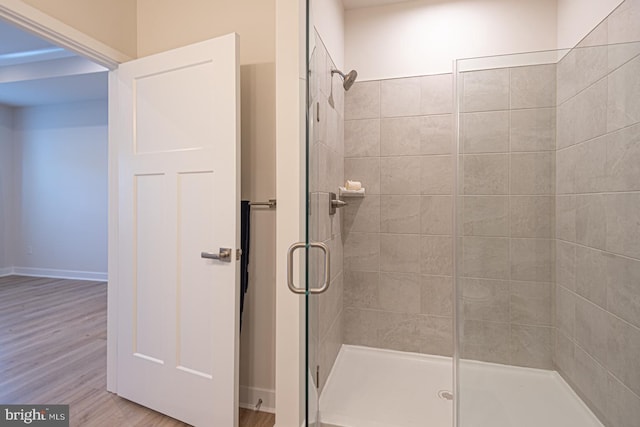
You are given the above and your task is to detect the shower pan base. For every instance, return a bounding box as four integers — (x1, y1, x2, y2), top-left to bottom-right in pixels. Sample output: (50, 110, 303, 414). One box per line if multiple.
(319, 345, 603, 427)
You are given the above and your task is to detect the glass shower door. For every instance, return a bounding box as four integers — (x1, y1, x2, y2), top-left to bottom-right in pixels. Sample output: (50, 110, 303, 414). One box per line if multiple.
(305, 4, 346, 424)
(455, 38, 640, 427)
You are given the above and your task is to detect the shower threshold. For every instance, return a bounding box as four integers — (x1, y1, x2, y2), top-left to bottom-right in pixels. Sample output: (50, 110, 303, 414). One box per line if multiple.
(318, 345, 603, 427)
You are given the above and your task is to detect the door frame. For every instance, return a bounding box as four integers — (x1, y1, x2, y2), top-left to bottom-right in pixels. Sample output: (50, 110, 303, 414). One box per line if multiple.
(0, 0, 129, 392)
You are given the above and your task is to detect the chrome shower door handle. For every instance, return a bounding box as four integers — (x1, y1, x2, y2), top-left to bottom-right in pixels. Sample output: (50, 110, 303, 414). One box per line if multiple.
(201, 248, 232, 262)
(287, 241, 331, 294)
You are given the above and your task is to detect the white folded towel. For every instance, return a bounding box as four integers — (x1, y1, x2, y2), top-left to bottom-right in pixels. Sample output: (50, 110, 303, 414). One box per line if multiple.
(346, 180, 362, 191)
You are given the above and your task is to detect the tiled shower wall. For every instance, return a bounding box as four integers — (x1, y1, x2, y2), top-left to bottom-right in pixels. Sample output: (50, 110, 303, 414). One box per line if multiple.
(459, 64, 557, 368)
(342, 74, 455, 356)
(552, 1, 640, 424)
(309, 31, 345, 392)
(338, 1, 639, 424)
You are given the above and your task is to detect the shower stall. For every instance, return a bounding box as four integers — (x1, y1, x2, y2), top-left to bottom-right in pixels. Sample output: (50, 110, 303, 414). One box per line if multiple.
(302, 1, 640, 426)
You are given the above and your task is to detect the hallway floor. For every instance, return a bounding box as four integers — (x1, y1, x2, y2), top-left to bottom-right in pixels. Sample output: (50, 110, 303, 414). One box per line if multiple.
(0, 275, 274, 426)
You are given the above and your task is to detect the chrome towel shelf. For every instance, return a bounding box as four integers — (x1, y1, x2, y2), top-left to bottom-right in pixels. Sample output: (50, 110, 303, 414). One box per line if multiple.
(249, 199, 277, 208)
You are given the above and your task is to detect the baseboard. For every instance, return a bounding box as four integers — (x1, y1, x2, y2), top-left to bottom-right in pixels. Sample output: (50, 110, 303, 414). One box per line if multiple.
(10, 267, 107, 281)
(239, 385, 275, 414)
(0, 267, 12, 277)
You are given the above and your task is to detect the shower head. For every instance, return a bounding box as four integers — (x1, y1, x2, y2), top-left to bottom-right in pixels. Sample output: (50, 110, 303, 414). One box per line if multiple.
(332, 69, 358, 91)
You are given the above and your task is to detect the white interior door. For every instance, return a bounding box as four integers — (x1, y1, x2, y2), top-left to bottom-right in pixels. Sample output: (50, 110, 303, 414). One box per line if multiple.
(115, 33, 240, 427)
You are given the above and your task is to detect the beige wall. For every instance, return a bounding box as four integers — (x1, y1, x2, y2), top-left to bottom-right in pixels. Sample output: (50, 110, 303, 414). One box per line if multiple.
(136, 0, 275, 65)
(345, 0, 558, 80)
(239, 63, 277, 410)
(20, 0, 137, 58)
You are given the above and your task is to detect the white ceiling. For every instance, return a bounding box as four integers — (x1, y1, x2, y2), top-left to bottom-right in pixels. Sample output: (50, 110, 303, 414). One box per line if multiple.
(0, 19, 107, 107)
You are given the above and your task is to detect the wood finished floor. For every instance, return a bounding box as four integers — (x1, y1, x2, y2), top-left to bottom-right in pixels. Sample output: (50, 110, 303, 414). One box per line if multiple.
(0, 276, 275, 427)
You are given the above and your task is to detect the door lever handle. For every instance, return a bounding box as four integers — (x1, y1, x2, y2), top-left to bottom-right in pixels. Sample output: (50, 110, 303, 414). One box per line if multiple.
(201, 248, 232, 262)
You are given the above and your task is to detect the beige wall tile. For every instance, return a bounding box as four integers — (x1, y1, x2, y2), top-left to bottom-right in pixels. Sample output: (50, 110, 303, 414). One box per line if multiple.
(420, 195, 453, 235)
(577, 79, 608, 145)
(344, 232, 380, 272)
(461, 111, 509, 154)
(511, 281, 553, 326)
(606, 373, 640, 427)
(421, 114, 453, 155)
(421, 155, 453, 195)
(510, 196, 555, 238)
(554, 330, 576, 380)
(380, 233, 420, 273)
(557, 49, 577, 105)
(310, 192, 330, 242)
(318, 311, 343, 392)
(603, 193, 640, 259)
(381, 195, 420, 234)
(329, 234, 343, 282)
(463, 237, 510, 280)
(575, 194, 606, 250)
(381, 156, 421, 195)
(379, 272, 421, 313)
(420, 235, 453, 276)
(344, 308, 379, 347)
(510, 152, 555, 195)
(575, 245, 607, 308)
(574, 346, 609, 416)
(462, 320, 510, 364)
(510, 325, 553, 369)
(462, 278, 510, 322)
(555, 195, 576, 242)
(556, 146, 576, 194)
(421, 275, 453, 317)
(462, 154, 509, 195)
(606, 252, 640, 330)
(575, 297, 609, 366)
(606, 315, 640, 396)
(344, 119, 380, 158)
(461, 68, 510, 113)
(511, 238, 555, 282)
(510, 64, 557, 109)
(420, 73, 453, 115)
(342, 195, 381, 234)
(607, 0, 640, 44)
(556, 240, 576, 291)
(602, 123, 640, 192)
(319, 273, 343, 339)
(380, 116, 421, 156)
(510, 108, 556, 152)
(344, 270, 380, 310)
(377, 311, 420, 352)
(556, 285, 576, 337)
(417, 315, 453, 356)
(574, 44, 608, 95)
(574, 135, 607, 193)
(345, 81, 380, 120)
(381, 77, 421, 118)
(607, 41, 640, 73)
(462, 196, 509, 237)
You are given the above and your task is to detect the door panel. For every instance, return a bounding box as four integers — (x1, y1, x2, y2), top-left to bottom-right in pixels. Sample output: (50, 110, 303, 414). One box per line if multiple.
(116, 34, 240, 427)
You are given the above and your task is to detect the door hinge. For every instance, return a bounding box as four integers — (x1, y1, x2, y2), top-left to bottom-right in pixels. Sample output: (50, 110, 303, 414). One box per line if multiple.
(316, 365, 320, 389)
(236, 249, 242, 261)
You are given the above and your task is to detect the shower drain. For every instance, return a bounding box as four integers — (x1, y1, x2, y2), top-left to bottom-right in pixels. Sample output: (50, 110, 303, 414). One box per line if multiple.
(437, 390, 454, 400)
